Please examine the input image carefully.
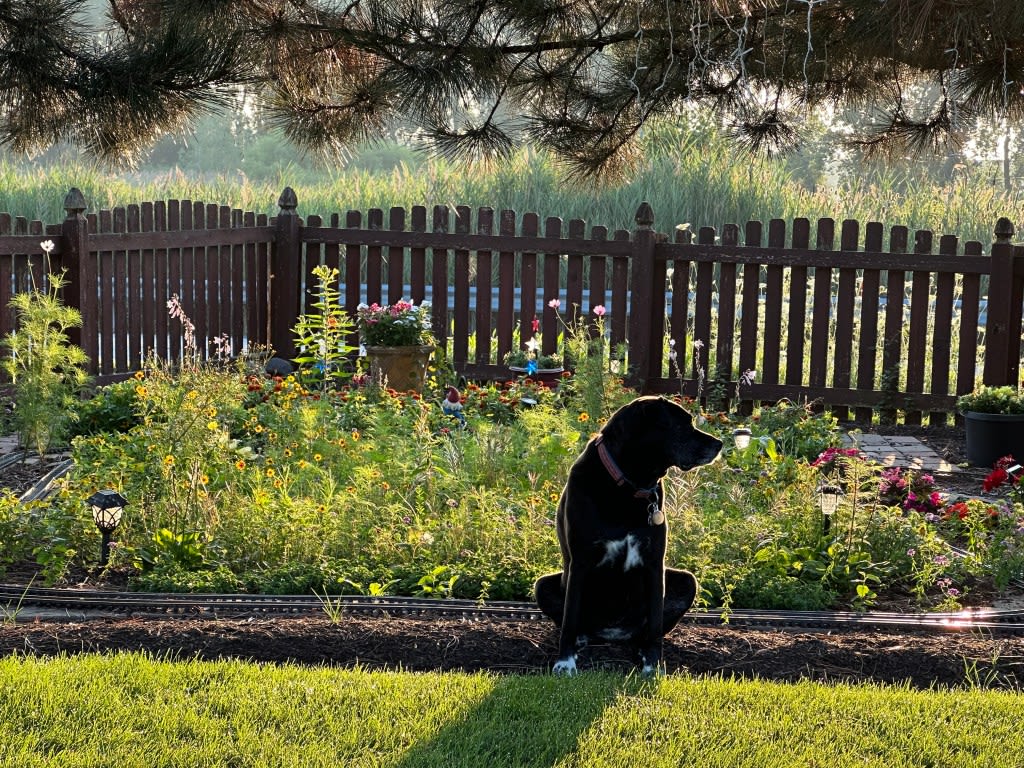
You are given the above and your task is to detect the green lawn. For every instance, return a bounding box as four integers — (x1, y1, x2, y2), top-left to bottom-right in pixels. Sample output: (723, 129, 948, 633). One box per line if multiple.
(1, 653, 1021, 767)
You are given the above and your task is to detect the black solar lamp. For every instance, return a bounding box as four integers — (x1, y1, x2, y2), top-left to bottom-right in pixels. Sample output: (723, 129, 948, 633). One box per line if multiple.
(87, 490, 127, 566)
(818, 484, 843, 535)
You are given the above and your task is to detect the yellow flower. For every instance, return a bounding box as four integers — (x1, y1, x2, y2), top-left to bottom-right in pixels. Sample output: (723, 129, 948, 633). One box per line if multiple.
(273, 479, 283, 489)
(254, 424, 264, 433)
(298, 460, 309, 469)
(266, 468, 275, 478)
(235, 459, 246, 470)
(186, 390, 198, 400)
(135, 385, 148, 397)
(205, 408, 217, 418)
(200, 474, 209, 484)
(313, 453, 322, 462)
(206, 421, 218, 431)
(578, 412, 589, 422)
(351, 430, 361, 441)
(133, 370, 144, 380)
(283, 449, 292, 457)
(163, 455, 175, 466)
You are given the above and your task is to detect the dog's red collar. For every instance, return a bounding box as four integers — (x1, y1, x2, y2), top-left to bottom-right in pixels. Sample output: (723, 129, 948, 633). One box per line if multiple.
(593, 434, 660, 502)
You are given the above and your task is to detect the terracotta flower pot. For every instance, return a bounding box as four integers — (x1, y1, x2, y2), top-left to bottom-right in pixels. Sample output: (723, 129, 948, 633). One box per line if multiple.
(364, 345, 434, 392)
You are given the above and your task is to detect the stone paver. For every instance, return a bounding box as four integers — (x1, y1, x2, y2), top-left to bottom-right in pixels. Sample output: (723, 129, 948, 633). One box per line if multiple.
(843, 432, 958, 474)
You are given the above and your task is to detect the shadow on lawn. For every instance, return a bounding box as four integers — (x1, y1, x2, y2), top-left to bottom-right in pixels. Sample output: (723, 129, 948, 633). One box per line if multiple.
(392, 672, 654, 768)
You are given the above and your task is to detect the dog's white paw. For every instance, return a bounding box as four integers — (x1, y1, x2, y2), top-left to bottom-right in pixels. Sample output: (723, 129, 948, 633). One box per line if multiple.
(640, 660, 665, 677)
(552, 656, 578, 676)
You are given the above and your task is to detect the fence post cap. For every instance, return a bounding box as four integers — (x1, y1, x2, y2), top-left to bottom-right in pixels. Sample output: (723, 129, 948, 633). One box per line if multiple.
(635, 201, 654, 229)
(278, 186, 298, 214)
(994, 217, 1015, 243)
(63, 187, 87, 218)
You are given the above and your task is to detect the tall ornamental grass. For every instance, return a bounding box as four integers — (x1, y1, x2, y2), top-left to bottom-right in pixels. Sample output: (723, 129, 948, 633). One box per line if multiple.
(2, 120, 1020, 244)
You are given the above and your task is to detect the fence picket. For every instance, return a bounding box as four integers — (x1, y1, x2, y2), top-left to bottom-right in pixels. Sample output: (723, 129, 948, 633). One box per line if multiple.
(855, 222, 884, 422)
(475, 208, 494, 366)
(881, 226, 909, 424)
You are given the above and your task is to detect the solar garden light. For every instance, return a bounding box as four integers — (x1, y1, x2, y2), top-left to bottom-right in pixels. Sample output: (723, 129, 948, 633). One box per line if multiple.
(818, 484, 844, 535)
(87, 490, 127, 566)
(732, 427, 752, 451)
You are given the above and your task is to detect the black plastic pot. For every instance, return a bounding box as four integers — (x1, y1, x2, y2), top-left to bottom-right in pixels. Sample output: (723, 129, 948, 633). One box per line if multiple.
(964, 411, 1024, 468)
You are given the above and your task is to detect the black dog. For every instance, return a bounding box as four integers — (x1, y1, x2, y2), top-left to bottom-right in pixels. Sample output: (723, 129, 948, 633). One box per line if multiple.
(534, 396, 722, 675)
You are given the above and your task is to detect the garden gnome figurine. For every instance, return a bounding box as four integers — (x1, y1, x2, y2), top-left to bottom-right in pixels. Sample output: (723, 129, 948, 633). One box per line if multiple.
(442, 386, 466, 427)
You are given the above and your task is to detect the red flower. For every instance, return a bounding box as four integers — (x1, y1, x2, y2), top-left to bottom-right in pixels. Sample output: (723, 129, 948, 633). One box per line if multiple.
(944, 502, 970, 520)
(983, 468, 1008, 493)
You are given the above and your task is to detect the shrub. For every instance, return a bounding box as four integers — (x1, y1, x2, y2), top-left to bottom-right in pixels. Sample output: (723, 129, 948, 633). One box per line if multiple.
(1, 249, 90, 455)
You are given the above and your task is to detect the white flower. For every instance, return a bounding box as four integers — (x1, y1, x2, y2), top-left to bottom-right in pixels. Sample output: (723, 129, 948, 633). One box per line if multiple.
(39, 240, 55, 254)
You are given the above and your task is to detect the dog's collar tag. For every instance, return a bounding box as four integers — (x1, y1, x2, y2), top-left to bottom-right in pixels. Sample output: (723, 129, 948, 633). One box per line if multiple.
(648, 504, 665, 526)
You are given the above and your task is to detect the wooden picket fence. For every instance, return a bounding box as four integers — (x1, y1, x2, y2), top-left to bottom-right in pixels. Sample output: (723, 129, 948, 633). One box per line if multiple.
(0, 187, 1021, 425)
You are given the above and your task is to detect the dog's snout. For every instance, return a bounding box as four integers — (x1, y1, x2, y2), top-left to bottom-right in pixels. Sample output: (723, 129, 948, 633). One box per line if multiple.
(704, 435, 724, 462)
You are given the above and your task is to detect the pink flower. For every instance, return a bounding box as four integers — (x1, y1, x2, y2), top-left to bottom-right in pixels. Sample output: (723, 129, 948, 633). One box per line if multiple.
(593, 305, 607, 316)
(548, 298, 561, 310)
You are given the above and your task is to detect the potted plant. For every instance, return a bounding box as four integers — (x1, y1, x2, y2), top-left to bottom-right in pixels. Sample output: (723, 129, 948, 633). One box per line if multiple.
(956, 384, 1024, 468)
(355, 300, 435, 392)
(503, 317, 564, 386)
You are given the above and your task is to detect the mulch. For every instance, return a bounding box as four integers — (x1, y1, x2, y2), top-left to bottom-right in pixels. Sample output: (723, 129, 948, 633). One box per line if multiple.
(3, 423, 1021, 689)
(3, 612, 1024, 690)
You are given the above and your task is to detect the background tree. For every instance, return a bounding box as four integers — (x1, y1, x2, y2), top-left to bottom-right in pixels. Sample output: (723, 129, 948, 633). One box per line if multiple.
(2, 0, 1022, 179)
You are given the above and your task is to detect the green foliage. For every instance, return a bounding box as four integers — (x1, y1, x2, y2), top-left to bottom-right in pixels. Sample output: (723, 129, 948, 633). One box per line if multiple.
(729, 571, 837, 611)
(1, 261, 90, 455)
(136, 528, 208, 572)
(291, 265, 358, 392)
(69, 380, 142, 437)
(747, 399, 841, 461)
(957, 385, 1024, 414)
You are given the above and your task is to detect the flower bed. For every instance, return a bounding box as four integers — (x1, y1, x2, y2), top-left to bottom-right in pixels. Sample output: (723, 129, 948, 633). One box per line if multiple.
(1, 364, 1020, 616)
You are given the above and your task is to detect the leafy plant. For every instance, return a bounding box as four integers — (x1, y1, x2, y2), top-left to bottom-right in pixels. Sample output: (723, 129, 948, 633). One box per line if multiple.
(1, 243, 90, 455)
(69, 379, 142, 437)
(292, 265, 357, 392)
(956, 385, 1024, 414)
(136, 528, 208, 572)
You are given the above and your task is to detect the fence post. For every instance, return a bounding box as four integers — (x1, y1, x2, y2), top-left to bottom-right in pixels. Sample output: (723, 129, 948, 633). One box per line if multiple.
(60, 188, 92, 360)
(983, 217, 1018, 386)
(271, 187, 301, 361)
(628, 202, 658, 386)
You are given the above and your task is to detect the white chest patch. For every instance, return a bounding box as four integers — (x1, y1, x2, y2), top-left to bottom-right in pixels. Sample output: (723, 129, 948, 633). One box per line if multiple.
(599, 534, 644, 571)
